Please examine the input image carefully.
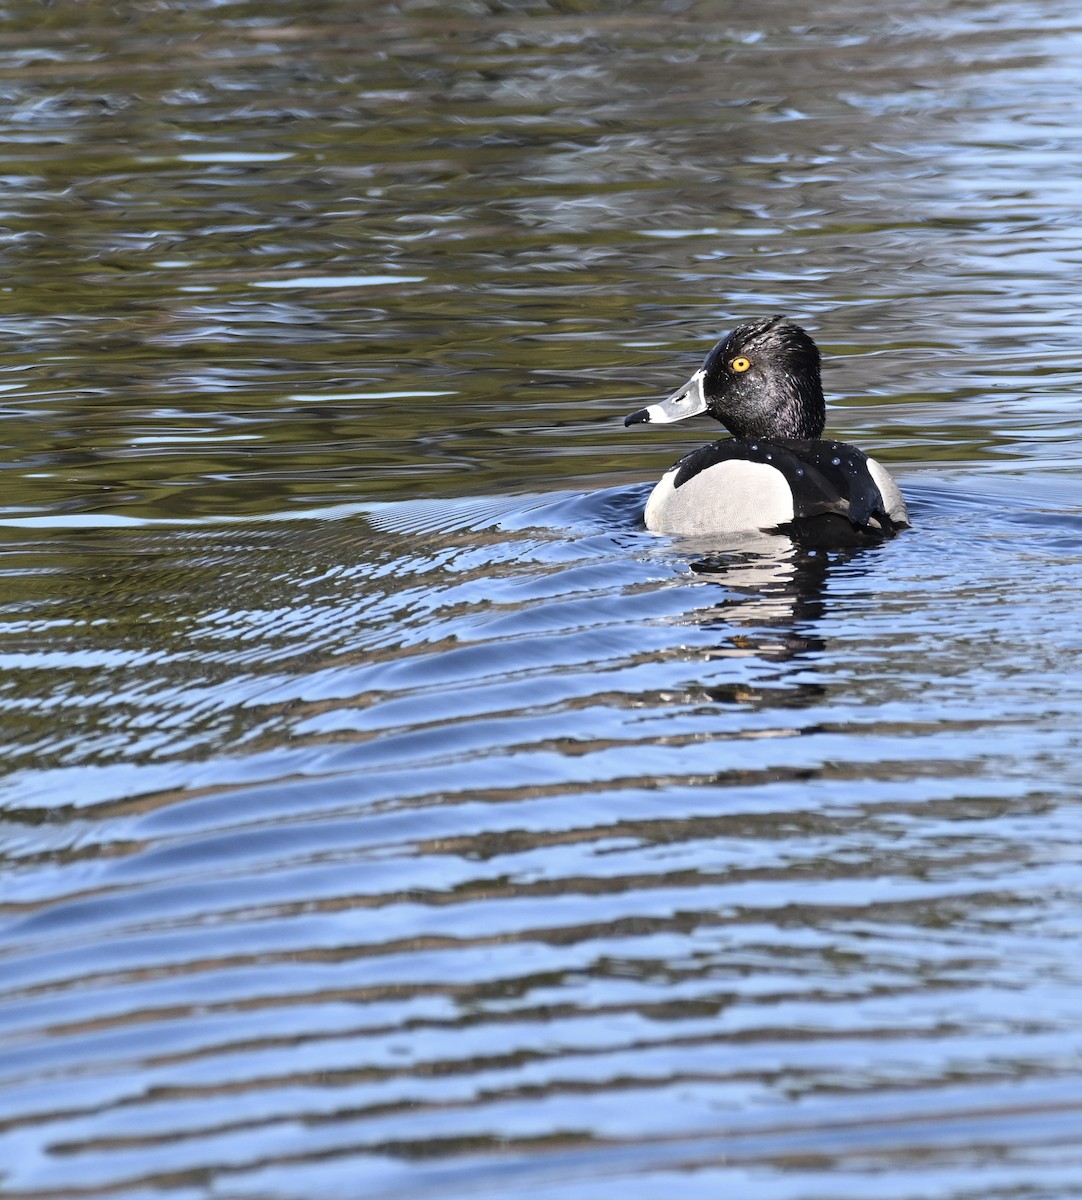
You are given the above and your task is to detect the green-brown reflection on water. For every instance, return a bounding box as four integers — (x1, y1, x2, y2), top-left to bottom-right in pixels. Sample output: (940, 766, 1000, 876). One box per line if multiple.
(0, 1, 1077, 523)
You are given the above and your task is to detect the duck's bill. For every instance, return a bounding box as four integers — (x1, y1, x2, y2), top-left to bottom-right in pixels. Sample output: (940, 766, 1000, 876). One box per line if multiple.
(624, 369, 708, 427)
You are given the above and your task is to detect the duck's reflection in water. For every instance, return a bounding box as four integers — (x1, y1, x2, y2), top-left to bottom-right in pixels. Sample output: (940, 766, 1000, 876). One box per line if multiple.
(665, 528, 887, 706)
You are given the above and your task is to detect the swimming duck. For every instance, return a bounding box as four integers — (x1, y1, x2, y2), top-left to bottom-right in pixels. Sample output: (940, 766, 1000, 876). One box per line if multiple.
(625, 316, 908, 537)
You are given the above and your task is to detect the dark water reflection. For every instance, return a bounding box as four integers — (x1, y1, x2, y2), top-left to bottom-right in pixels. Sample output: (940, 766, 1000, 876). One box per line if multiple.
(2, 1, 1082, 1197)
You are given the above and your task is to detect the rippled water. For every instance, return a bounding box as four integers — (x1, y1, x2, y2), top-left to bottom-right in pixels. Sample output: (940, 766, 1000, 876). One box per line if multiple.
(3, 2, 1082, 1196)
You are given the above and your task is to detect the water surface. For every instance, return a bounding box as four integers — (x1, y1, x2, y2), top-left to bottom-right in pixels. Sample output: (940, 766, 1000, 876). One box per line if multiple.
(2, 2, 1082, 1197)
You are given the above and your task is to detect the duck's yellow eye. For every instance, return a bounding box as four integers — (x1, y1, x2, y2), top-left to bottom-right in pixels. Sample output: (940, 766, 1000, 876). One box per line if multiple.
(731, 356, 751, 373)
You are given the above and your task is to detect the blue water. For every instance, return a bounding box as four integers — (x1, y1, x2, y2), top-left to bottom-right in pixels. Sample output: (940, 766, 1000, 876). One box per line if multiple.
(2, 2, 1082, 1197)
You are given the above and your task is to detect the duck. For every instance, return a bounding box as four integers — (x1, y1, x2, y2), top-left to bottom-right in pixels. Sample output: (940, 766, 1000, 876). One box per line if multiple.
(624, 316, 909, 538)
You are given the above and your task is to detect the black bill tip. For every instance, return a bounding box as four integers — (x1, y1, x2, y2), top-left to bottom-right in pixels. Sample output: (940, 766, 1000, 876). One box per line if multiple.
(624, 407, 651, 427)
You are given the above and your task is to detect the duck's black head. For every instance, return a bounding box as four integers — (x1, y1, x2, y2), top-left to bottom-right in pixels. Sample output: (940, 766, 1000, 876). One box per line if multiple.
(625, 316, 825, 440)
(702, 316, 824, 439)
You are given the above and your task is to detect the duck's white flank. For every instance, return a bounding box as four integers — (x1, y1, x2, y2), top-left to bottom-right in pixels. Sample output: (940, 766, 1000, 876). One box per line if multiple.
(644, 459, 795, 534)
(865, 457, 909, 524)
